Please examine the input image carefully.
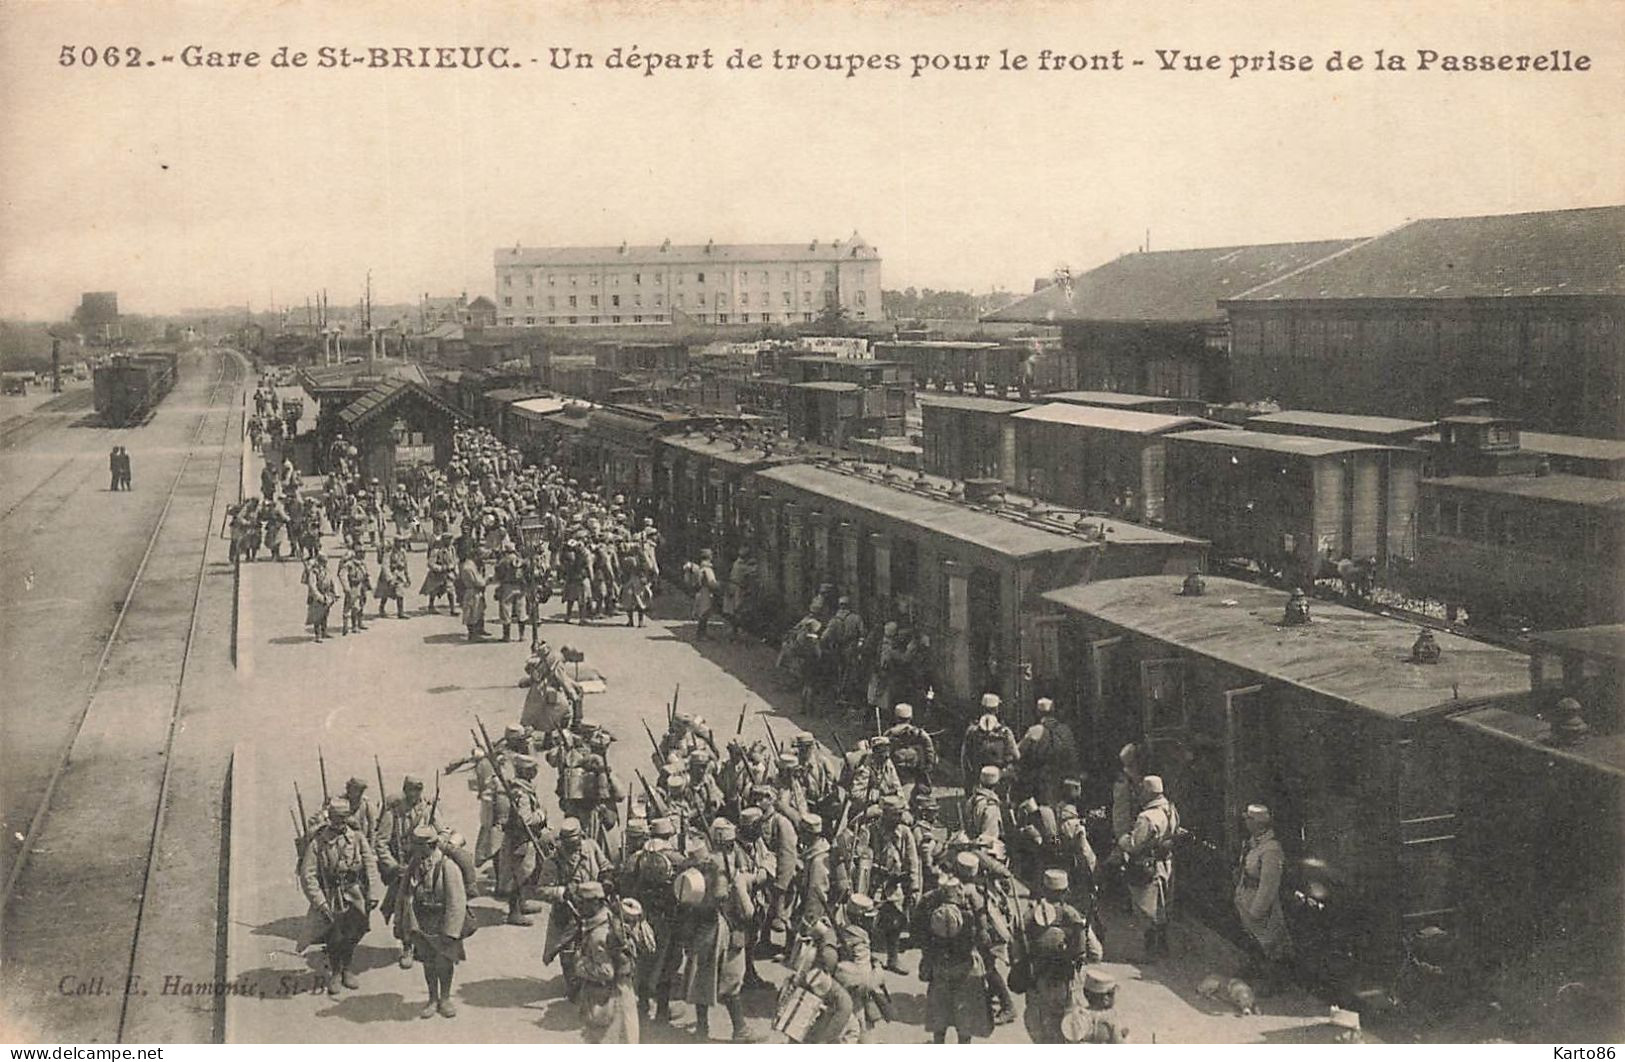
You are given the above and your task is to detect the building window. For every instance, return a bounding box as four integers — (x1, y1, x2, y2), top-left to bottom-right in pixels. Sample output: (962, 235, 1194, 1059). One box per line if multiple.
(802, 291, 811, 305)
(825, 269, 834, 283)
(654, 294, 664, 307)
(525, 316, 535, 325)
(611, 295, 620, 307)
(549, 316, 558, 325)
(715, 293, 725, 306)
(801, 270, 811, 283)
(737, 271, 747, 285)
(503, 275, 512, 287)
(525, 273, 534, 287)
(654, 271, 664, 281)
(525, 295, 534, 307)
(588, 274, 598, 284)
(570, 275, 578, 286)
(547, 275, 556, 287)
(633, 315, 643, 323)
(782, 292, 791, 306)
(610, 274, 619, 287)
(739, 293, 749, 306)
(855, 311, 866, 320)
(503, 296, 512, 307)
(803, 313, 814, 323)
(547, 296, 556, 309)
(856, 291, 866, 306)
(590, 295, 600, 307)
(718, 314, 729, 324)
(502, 316, 514, 325)
(568, 295, 578, 308)
(590, 316, 599, 324)
(760, 271, 770, 284)
(612, 316, 621, 323)
(676, 273, 684, 286)
(569, 316, 578, 324)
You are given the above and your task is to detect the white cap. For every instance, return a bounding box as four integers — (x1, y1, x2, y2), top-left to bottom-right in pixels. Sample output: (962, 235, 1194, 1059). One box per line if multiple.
(1036, 697, 1055, 714)
(980, 693, 1001, 711)
(893, 703, 914, 721)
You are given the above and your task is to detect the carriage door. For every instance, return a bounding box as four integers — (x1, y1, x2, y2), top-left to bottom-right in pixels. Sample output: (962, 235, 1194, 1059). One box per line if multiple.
(1084, 636, 1122, 788)
(1140, 658, 1190, 802)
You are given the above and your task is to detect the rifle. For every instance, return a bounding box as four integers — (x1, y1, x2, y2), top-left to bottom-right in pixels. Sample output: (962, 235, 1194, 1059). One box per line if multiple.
(318, 747, 330, 802)
(671, 683, 681, 721)
(735, 701, 748, 737)
(294, 781, 310, 838)
(874, 703, 883, 737)
(643, 718, 662, 762)
(474, 716, 553, 862)
(634, 769, 668, 819)
(429, 771, 441, 825)
(764, 719, 781, 759)
(290, 807, 305, 862)
(829, 728, 846, 757)
(374, 755, 387, 809)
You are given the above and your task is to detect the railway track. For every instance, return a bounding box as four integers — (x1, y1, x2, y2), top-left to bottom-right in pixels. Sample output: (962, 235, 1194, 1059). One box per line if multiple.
(0, 349, 244, 1043)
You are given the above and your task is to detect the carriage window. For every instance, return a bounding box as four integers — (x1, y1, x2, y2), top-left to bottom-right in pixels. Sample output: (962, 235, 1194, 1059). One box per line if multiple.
(1435, 498, 1460, 536)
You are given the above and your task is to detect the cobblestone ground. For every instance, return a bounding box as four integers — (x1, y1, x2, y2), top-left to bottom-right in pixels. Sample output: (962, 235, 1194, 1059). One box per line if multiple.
(224, 458, 1349, 1045)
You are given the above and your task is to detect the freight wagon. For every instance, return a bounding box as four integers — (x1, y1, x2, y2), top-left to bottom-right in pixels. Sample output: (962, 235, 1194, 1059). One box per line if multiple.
(93, 351, 178, 426)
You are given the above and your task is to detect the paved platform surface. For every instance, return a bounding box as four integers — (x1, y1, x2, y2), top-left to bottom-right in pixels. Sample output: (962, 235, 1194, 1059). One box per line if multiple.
(222, 454, 1344, 1045)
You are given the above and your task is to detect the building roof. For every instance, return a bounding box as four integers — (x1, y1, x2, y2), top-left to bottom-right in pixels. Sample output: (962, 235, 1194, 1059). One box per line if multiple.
(497, 234, 879, 268)
(918, 394, 1034, 415)
(1425, 474, 1625, 508)
(337, 379, 466, 431)
(984, 239, 1363, 324)
(467, 296, 498, 311)
(1449, 705, 1625, 779)
(792, 355, 902, 367)
(484, 386, 548, 403)
(1044, 576, 1531, 719)
(422, 295, 465, 311)
(1518, 432, 1625, 464)
(1247, 410, 1437, 437)
(874, 340, 1003, 350)
(301, 359, 429, 394)
(1227, 205, 1625, 302)
(756, 464, 1094, 561)
(1526, 623, 1625, 663)
(1013, 404, 1208, 435)
(1168, 427, 1390, 457)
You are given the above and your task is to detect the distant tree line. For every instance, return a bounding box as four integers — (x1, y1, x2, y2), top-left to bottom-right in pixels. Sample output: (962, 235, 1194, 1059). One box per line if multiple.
(881, 287, 1021, 321)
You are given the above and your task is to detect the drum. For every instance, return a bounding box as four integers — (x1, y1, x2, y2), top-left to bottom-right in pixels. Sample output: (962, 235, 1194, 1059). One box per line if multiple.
(772, 984, 826, 1043)
(672, 866, 707, 909)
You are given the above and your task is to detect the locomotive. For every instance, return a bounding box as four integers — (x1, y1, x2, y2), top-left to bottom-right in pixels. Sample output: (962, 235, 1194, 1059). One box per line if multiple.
(93, 351, 178, 426)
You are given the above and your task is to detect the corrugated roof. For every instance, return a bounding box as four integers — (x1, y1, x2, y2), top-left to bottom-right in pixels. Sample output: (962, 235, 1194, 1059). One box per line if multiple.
(918, 394, 1034, 414)
(337, 379, 466, 430)
(1450, 706, 1625, 779)
(1228, 205, 1625, 302)
(1043, 576, 1530, 719)
(1014, 404, 1207, 434)
(497, 237, 878, 268)
(1519, 432, 1625, 464)
(1425, 474, 1625, 508)
(1526, 623, 1625, 662)
(756, 464, 1092, 560)
(985, 239, 1363, 323)
(1248, 410, 1437, 436)
(1168, 427, 1390, 457)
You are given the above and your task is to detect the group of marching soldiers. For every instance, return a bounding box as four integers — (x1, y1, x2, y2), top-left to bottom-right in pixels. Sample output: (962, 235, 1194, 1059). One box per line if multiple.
(293, 675, 1197, 1043)
(280, 426, 664, 645)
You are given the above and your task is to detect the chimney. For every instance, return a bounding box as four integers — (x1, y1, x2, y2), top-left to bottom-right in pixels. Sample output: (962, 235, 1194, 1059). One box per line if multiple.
(705, 239, 714, 255)
(809, 239, 818, 251)
(660, 238, 671, 252)
(619, 241, 627, 255)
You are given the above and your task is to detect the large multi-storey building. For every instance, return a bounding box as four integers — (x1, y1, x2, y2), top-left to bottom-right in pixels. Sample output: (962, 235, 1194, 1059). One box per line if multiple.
(493, 234, 882, 328)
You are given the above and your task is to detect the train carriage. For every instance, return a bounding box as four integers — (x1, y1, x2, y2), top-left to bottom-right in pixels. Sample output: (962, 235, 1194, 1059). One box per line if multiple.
(1040, 574, 1609, 1006)
(93, 351, 178, 426)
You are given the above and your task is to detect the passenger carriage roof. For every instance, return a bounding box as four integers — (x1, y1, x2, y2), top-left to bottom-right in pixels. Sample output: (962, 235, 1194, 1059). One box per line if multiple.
(1167, 428, 1393, 457)
(1425, 474, 1625, 509)
(1247, 410, 1436, 436)
(1525, 623, 1625, 662)
(918, 394, 1034, 414)
(1449, 706, 1625, 779)
(756, 464, 1094, 561)
(1516, 432, 1625, 464)
(1045, 390, 1190, 407)
(1013, 404, 1210, 434)
(1043, 576, 1530, 719)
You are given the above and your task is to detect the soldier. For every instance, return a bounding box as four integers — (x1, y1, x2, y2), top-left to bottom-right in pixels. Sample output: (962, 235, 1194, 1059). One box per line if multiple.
(791, 732, 838, 808)
(493, 755, 548, 926)
(1235, 803, 1294, 994)
(1067, 969, 1129, 1043)
(855, 794, 919, 975)
(627, 817, 684, 1024)
(575, 885, 650, 1044)
(342, 776, 377, 843)
(795, 812, 832, 927)
(850, 737, 903, 807)
(495, 543, 527, 642)
(832, 892, 888, 1041)
(458, 545, 489, 640)
(683, 819, 763, 1042)
(691, 549, 721, 641)
(960, 694, 1019, 795)
(780, 915, 856, 1044)
(657, 713, 702, 767)
(538, 817, 608, 1000)
(395, 824, 469, 1020)
(754, 786, 800, 959)
(773, 753, 811, 820)
(686, 749, 726, 823)
(1111, 743, 1147, 843)
(420, 533, 458, 614)
(1019, 868, 1101, 1043)
(965, 765, 1006, 843)
(912, 790, 946, 896)
(884, 703, 938, 795)
(302, 551, 337, 642)
(298, 797, 380, 994)
(375, 535, 411, 619)
(1056, 803, 1101, 927)
(377, 775, 433, 967)
(914, 852, 996, 1044)
(1118, 775, 1180, 962)
(1012, 797, 1061, 882)
(1016, 698, 1079, 807)
(338, 548, 372, 635)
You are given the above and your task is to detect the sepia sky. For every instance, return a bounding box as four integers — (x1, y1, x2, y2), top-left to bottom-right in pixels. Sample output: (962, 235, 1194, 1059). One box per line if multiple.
(1, 0, 1621, 319)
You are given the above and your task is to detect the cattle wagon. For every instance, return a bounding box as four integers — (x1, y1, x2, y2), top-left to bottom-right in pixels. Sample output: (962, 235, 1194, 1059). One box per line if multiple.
(93, 351, 178, 426)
